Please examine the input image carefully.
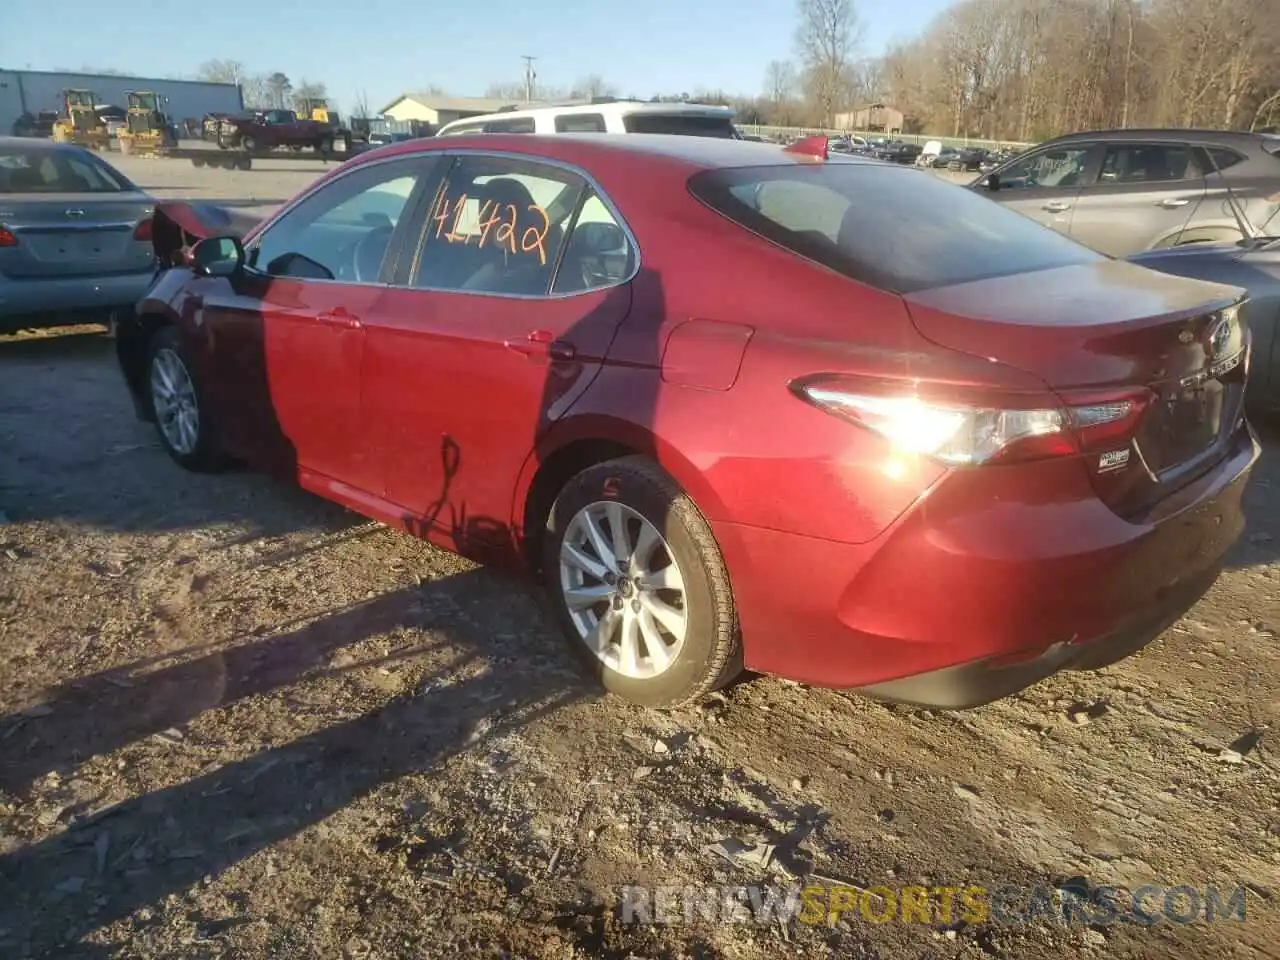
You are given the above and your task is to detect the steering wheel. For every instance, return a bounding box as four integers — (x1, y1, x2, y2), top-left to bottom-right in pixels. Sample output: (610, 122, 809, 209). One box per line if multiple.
(353, 225, 395, 283)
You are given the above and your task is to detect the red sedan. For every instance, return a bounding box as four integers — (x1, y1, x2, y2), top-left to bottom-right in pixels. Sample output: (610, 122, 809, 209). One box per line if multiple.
(116, 134, 1259, 709)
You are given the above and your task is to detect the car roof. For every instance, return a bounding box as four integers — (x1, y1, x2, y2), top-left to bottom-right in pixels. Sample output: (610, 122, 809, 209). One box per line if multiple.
(366, 132, 888, 172)
(1044, 128, 1270, 146)
(440, 100, 734, 127)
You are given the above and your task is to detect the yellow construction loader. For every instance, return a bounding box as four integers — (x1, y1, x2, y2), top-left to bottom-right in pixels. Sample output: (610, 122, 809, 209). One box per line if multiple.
(117, 91, 176, 157)
(295, 97, 331, 124)
(51, 89, 109, 150)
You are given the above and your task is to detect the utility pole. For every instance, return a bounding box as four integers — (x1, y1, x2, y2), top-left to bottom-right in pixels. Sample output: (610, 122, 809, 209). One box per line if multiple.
(521, 56, 536, 102)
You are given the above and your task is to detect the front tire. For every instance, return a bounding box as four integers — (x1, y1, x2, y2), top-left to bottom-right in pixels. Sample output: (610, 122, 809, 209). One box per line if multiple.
(146, 326, 225, 471)
(542, 456, 741, 707)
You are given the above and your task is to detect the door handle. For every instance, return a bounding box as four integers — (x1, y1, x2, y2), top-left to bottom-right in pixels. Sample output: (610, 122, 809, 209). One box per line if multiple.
(1157, 197, 1192, 208)
(317, 306, 362, 329)
(1042, 201, 1072, 213)
(504, 329, 575, 362)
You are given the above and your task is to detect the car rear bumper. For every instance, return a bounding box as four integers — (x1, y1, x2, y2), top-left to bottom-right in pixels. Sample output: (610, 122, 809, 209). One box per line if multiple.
(0, 270, 153, 332)
(717, 420, 1259, 708)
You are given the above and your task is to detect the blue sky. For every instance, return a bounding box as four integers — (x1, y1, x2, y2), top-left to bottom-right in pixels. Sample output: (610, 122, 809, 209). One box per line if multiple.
(4, 0, 952, 111)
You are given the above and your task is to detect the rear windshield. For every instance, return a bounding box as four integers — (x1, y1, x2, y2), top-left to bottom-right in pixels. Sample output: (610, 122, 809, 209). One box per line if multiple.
(0, 147, 131, 194)
(623, 114, 737, 138)
(688, 162, 1104, 293)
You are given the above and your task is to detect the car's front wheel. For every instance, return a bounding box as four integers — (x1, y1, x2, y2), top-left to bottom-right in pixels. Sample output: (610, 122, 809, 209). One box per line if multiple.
(147, 327, 224, 471)
(543, 456, 741, 707)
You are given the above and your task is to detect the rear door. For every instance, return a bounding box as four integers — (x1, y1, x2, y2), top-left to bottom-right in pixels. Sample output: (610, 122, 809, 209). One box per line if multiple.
(1067, 141, 1206, 255)
(362, 152, 637, 551)
(981, 143, 1098, 235)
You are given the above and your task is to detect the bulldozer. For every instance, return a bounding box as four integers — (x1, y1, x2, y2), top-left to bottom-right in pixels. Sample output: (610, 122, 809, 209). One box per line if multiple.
(51, 89, 109, 150)
(117, 91, 176, 157)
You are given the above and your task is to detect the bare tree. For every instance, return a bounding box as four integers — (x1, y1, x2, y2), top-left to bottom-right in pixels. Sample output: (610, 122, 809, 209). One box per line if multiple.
(197, 59, 248, 87)
(795, 0, 863, 125)
(572, 75, 617, 99)
(353, 89, 372, 119)
(292, 79, 328, 111)
(265, 73, 292, 110)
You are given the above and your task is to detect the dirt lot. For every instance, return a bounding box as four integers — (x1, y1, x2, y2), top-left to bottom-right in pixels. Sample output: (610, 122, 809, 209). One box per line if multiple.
(1, 155, 1279, 959)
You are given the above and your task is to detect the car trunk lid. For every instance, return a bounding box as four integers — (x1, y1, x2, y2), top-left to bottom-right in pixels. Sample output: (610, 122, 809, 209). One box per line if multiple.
(0, 192, 154, 278)
(903, 259, 1249, 518)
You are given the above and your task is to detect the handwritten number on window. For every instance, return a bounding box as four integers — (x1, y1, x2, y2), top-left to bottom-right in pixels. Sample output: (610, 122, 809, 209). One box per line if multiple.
(430, 192, 551, 265)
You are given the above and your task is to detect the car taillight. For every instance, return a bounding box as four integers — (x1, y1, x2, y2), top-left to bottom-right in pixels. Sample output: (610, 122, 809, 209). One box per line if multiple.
(133, 218, 153, 241)
(791, 376, 1149, 467)
(0, 226, 17, 247)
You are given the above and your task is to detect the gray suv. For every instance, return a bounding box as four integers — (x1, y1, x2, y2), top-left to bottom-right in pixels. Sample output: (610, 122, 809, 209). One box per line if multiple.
(971, 129, 1280, 256)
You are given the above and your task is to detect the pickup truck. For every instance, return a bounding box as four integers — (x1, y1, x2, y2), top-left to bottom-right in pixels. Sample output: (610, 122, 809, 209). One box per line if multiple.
(217, 109, 337, 153)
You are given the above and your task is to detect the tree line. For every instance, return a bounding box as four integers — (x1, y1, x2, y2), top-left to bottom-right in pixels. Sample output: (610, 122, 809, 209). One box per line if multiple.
(191, 0, 1277, 138)
(751, 0, 1280, 138)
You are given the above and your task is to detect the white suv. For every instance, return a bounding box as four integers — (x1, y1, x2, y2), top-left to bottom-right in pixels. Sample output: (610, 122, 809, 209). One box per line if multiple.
(435, 100, 739, 138)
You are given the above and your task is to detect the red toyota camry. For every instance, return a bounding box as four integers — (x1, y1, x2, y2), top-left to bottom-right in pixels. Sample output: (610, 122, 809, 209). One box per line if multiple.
(116, 134, 1259, 709)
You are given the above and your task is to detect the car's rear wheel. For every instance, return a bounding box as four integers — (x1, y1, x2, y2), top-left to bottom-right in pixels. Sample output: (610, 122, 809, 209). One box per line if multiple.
(147, 327, 224, 471)
(542, 456, 741, 707)
(318, 135, 334, 154)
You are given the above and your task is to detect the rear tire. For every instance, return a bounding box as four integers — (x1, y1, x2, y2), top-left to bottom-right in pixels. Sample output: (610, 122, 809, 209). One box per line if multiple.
(146, 326, 226, 472)
(542, 456, 741, 708)
(318, 135, 334, 154)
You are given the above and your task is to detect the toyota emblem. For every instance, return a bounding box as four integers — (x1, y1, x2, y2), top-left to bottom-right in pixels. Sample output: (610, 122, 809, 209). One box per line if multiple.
(1206, 314, 1233, 358)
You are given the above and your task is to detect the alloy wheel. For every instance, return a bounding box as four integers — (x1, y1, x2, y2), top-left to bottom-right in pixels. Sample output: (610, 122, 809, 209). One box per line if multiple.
(558, 501, 689, 679)
(150, 347, 200, 456)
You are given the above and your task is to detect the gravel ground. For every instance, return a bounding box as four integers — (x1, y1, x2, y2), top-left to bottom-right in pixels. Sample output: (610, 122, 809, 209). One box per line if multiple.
(0, 154, 1278, 959)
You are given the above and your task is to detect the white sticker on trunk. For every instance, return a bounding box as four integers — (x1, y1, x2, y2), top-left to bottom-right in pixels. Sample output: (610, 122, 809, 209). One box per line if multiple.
(1098, 448, 1131, 472)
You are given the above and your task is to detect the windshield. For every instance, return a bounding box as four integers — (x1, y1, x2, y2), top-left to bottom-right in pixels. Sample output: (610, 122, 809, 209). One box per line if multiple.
(0, 146, 132, 194)
(622, 113, 737, 138)
(688, 162, 1105, 294)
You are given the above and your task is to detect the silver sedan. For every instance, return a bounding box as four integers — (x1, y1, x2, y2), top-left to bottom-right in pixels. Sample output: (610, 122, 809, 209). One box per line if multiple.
(0, 136, 155, 335)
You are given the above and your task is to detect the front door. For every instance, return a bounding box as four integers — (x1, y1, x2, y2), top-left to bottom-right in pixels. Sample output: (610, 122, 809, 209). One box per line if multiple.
(362, 154, 637, 553)
(1066, 141, 1205, 256)
(982, 143, 1097, 235)
(197, 155, 437, 489)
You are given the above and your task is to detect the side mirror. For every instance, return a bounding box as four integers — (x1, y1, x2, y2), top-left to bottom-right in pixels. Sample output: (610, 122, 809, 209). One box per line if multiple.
(191, 236, 244, 278)
(983, 173, 1000, 191)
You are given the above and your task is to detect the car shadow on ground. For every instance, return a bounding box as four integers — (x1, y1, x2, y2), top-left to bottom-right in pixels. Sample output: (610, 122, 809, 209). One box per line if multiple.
(0, 570, 593, 957)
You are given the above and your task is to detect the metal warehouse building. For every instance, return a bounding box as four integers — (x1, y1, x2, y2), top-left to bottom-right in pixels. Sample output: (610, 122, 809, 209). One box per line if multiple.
(0, 68, 244, 133)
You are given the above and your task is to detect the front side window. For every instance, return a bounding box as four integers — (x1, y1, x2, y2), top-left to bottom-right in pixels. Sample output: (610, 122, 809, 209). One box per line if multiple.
(690, 162, 1104, 294)
(411, 155, 597, 296)
(1096, 144, 1198, 184)
(250, 158, 429, 282)
(485, 117, 535, 133)
(996, 146, 1091, 189)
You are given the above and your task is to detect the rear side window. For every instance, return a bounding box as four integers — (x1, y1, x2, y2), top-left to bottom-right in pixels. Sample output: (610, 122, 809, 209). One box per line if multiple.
(689, 163, 1104, 294)
(622, 113, 736, 138)
(1203, 147, 1247, 172)
(1260, 137, 1280, 158)
(485, 117, 535, 133)
(1097, 144, 1198, 183)
(555, 113, 607, 133)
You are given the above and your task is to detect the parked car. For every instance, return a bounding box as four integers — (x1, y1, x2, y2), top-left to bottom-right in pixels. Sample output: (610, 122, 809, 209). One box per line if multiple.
(928, 148, 960, 168)
(0, 137, 155, 335)
(116, 134, 1257, 710)
(948, 147, 990, 172)
(1132, 230, 1280, 414)
(972, 128, 1280, 256)
(217, 109, 339, 153)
